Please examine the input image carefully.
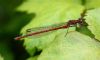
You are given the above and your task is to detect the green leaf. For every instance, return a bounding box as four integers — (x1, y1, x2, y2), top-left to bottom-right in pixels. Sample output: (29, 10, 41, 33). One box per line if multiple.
(18, 2, 84, 55)
(37, 32, 100, 60)
(16, 0, 100, 60)
(17, 0, 82, 14)
(85, 8, 100, 40)
(85, 0, 100, 9)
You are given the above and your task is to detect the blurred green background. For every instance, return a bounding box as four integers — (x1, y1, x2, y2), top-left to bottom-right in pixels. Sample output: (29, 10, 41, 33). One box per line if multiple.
(0, 0, 35, 60)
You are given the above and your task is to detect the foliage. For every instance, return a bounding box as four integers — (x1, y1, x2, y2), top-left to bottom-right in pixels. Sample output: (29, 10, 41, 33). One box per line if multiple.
(0, 0, 100, 60)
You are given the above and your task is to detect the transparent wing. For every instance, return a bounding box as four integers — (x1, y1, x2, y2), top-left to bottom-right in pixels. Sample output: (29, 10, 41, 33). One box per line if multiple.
(26, 22, 67, 34)
(24, 22, 68, 38)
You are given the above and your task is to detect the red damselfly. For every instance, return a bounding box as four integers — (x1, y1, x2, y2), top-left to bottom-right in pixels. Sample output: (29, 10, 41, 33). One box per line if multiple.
(15, 10, 86, 40)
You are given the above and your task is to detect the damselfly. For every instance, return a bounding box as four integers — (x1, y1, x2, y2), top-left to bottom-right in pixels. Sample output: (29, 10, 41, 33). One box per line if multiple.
(15, 10, 86, 40)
